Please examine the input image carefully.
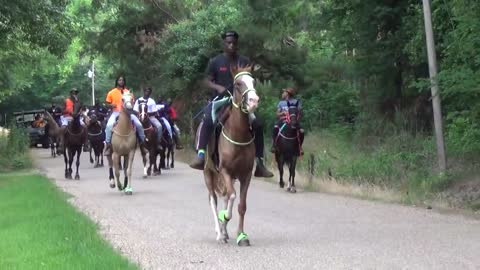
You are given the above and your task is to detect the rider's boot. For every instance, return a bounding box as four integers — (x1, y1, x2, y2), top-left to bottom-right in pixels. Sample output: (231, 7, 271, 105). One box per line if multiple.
(174, 133, 184, 149)
(254, 157, 274, 178)
(139, 141, 148, 156)
(104, 142, 112, 156)
(189, 150, 205, 170)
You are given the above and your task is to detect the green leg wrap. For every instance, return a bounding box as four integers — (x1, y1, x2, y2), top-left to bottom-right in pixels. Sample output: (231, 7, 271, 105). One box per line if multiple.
(236, 232, 248, 244)
(218, 209, 229, 223)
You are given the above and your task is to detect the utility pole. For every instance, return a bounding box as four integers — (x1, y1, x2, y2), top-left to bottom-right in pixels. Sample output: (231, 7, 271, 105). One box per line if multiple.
(422, 0, 447, 171)
(88, 60, 95, 106)
(91, 60, 95, 106)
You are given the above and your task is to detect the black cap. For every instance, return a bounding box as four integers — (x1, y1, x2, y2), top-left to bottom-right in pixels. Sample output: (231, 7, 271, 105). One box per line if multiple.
(70, 88, 79, 94)
(221, 31, 239, 40)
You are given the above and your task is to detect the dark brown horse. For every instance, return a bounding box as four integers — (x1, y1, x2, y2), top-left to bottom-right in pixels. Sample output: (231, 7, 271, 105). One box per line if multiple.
(44, 111, 62, 158)
(200, 65, 259, 246)
(138, 102, 161, 176)
(62, 103, 87, 179)
(86, 113, 105, 168)
(273, 100, 301, 193)
(159, 125, 174, 170)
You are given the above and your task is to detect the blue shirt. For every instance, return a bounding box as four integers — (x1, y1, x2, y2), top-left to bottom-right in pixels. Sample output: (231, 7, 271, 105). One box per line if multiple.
(277, 99, 302, 113)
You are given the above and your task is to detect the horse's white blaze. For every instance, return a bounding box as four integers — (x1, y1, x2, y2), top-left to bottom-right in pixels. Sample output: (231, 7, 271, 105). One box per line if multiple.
(239, 75, 259, 113)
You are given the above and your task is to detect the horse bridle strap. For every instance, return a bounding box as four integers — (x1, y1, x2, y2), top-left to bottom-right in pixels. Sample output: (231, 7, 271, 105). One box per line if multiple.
(113, 129, 135, 137)
(231, 72, 256, 114)
(66, 127, 86, 137)
(221, 127, 255, 146)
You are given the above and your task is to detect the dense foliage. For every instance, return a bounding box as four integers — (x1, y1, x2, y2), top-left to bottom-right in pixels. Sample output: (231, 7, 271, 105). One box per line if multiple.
(0, 0, 479, 204)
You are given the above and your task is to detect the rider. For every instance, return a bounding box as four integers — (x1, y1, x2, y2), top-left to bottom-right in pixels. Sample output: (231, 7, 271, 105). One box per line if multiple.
(58, 88, 87, 152)
(32, 113, 46, 128)
(271, 87, 304, 155)
(103, 76, 146, 156)
(60, 88, 83, 127)
(165, 98, 184, 149)
(155, 95, 174, 144)
(188, 30, 273, 178)
(133, 87, 163, 150)
(47, 101, 62, 125)
(88, 99, 109, 123)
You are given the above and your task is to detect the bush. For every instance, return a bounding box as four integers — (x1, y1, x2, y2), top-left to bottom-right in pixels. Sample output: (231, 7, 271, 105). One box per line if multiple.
(0, 124, 32, 172)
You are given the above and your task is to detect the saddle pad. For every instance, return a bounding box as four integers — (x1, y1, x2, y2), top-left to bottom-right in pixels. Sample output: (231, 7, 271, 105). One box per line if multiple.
(211, 96, 231, 123)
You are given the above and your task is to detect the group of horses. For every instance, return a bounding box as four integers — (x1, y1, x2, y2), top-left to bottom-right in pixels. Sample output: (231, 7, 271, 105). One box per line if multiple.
(40, 66, 302, 247)
(43, 97, 177, 193)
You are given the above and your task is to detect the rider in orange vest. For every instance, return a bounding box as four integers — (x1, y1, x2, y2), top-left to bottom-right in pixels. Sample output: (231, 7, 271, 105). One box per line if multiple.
(103, 75, 147, 156)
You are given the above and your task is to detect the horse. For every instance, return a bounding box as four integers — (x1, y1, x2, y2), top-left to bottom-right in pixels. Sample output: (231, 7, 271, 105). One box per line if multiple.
(106, 92, 143, 194)
(159, 124, 175, 170)
(273, 100, 301, 193)
(44, 111, 62, 158)
(86, 112, 105, 168)
(62, 103, 87, 180)
(199, 65, 259, 246)
(138, 101, 161, 176)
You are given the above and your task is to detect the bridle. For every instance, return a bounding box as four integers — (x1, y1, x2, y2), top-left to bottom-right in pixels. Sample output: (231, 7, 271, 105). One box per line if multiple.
(222, 71, 257, 146)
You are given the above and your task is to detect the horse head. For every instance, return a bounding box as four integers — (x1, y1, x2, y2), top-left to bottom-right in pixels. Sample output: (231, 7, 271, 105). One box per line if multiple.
(231, 65, 259, 114)
(286, 100, 299, 129)
(138, 101, 149, 123)
(122, 92, 134, 110)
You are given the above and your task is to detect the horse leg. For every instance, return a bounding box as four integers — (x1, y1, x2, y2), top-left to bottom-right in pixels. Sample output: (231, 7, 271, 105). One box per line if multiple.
(170, 147, 175, 169)
(219, 169, 236, 242)
(89, 143, 94, 164)
(276, 154, 285, 188)
(142, 147, 149, 178)
(50, 137, 55, 158)
(74, 148, 81, 180)
(237, 176, 252, 246)
(289, 157, 297, 193)
(107, 154, 115, 188)
(64, 147, 69, 179)
(125, 151, 135, 195)
(68, 148, 74, 179)
(113, 153, 122, 190)
(204, 170, 223, 242)
(152, 150, 160, 175)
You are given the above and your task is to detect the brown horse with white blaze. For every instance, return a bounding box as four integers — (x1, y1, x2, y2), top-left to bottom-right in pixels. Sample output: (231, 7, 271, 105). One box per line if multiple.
(202, 65, 259, 246)
(107, 92, 140, 195)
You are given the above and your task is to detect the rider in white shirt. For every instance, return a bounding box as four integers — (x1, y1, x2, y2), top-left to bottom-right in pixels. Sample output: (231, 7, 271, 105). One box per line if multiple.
(155, 97, 174, 142)
(133, 87, 163, 147)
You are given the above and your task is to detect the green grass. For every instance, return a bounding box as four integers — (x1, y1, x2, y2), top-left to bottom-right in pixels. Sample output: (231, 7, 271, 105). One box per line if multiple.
(0, 174, 138, 270)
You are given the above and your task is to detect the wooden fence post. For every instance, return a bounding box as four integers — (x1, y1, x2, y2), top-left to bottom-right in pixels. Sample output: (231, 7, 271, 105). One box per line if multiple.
(308, 153, 315, 186)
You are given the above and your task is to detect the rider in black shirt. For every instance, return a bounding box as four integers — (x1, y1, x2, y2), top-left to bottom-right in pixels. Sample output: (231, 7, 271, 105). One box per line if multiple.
(189, 31, 273, 178)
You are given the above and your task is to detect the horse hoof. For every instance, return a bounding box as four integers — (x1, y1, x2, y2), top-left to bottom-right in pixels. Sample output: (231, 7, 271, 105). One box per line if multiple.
(286, 186, 291, 192)
(237, 238, 250, 247)
(74, 175, 80, 180)
(109, 183, 115, 189)
(279, 182, 285, 188)
(125, 191, 132, 195)
(290, 187, 297, 193)
(143, 175, 147, 179)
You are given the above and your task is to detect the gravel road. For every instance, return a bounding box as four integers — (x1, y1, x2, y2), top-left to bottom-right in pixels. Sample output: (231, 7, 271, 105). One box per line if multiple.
(34, 149, 480, 270)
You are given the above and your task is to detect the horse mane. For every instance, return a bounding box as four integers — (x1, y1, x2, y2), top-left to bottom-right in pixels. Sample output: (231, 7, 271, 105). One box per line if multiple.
(231, 64, 253, 77)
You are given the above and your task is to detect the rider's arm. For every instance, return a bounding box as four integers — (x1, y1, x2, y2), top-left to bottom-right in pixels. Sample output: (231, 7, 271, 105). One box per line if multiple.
(205, 75, 227, 94)
(276, 102, 286, 119)
(105, 91, 116, 109)
(204, 59, 227, 94)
